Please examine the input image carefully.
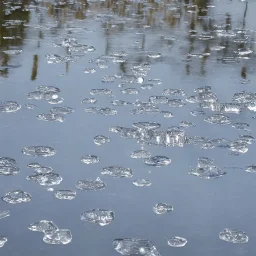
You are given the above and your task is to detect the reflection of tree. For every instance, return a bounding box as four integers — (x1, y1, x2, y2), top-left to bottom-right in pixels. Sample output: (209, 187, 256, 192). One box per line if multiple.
(240, 1, 248, 80)
(1, 0, 252, 79)
(96, 0, 213, 75)
(241, 66, 246, 79)
(0, 0, 30, 77)
(47, 0, 88, 24)
(0, 0, 90, 78)
(96, 0, 253, 77)
(31, 55, 38, 81)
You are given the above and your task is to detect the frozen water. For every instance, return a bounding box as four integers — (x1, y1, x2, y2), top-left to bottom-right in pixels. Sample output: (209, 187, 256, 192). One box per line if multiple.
(80, 209, 115, 226)
(219, 229, 249, 243)
(153, 203, 174, 214)
(130, 150, 151, 159)
(1, 190, 32, 204)
(133, 179, 152, 187)
(0, 101, 21, 113)
(50, 106, 74, 115)
(27, 173, 62, 186)
(0, 157, 19, 176)
(0, 236, 7, 248)
(204, 114, 231, 125)
(89, 89, 112, 96)
(54, 190, 76, 200)
(43, 229, 72, 245)
(167, 237, 187, 247)
(37, 113, 65, 122)
(144, 156, 171, 167)
(75, 177, 106, 191)
(22, 146, 56, 157)
(0, 209, 10, 220)
(101, 166, 133, 178)
(245, 165, 256, 173)
(81, 98, 97, 104)
(113, 238, 161, 256)
(81, 155, 100, 164)
(189, 158, 226, 179)
(28, 220, 58, 234)
(94, 135, 110, 146)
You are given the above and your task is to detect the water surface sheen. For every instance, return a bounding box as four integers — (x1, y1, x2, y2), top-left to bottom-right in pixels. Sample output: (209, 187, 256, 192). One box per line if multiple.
(0, 0, 256, 255)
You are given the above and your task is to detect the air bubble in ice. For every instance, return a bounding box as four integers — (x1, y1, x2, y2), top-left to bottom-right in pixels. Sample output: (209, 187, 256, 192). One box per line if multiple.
(153, 203, 174, 214)
(75, 177, 106, 191)
(219, 229, 248, 243)
(80, 209, 114, 226)
(22, 146, 56, 157)
(167, 237, 187, 247)
(54, 190, 76, 200)
(1, 190, 32, 204)
(130, 150, 151, 159)
(81, 155, 99, 164)
(144, 156, 171, 167)
(94, 135, 110, 146)
(133, 179, 152, 187)
(101, 166, 133, 178)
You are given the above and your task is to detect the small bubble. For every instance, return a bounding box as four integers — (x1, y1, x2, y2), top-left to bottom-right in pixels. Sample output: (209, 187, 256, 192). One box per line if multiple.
(113, 238, 160, 256)
(163, 89, 186, 96)
(22, 146, 56, 157)
(161, 111, 174, 118)
(102, 75, 116, 83)
(43, 229, 72, 245)
(28, 220, 58, 234)
(81, 155, 99, 164)
(27, 173, 62, 186)
(111, 100, 131, 106)
(140, 84, 154, 90)
(48, 98, 64, 104)
(245, 165, 256, 173)
(76, 177, 106, 191)
(54, 190, 76, 200)
(0, 101, 21, 113)
(147, 52, 161, 58)
(101, 166, 133, 178)
(168, 237, 187, 247)
(0, 157, 19, 176)
(50, 106, 74, 115)
(0, 236, 7, 248)
(0, 209, 10, 220)
(153, 203, 174, 214)
(219, 229, 248, 243)
(189, 158, 226, 179)
(130, 150, 151, 159)
(89, 89, 112, 96)
(1, 190, 32, 204)
(37, 113, 65, 122)
(133, 179, 152, 187)
(148, 78, 162, 85)
(121, 88, 139, 95)
(94, 135, 110, 146)
(24, 103, 37, 110)
(27, 162, 41, 168)
(190, 110, 205, 116)
(144, 156, 171, 167)
(80, 209, 114, 226)
(84, 68, 96, 74)
(149, 96, 168, 104)
(204, 114, 231, 125)
(179, 121, 195, 128)
(81, 98, 97, 104)
(168, 99, 186, 108)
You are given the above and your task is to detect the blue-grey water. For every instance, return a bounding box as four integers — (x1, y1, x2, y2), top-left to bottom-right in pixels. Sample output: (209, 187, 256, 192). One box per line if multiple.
(1, 0, 256, 255)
